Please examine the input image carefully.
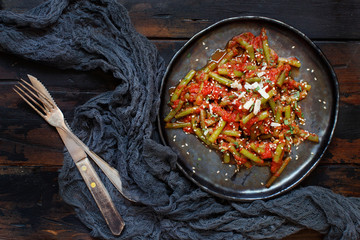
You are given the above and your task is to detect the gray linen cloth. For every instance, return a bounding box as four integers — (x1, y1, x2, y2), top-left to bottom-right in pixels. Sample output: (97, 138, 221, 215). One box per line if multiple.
(0, 0, 359, 239)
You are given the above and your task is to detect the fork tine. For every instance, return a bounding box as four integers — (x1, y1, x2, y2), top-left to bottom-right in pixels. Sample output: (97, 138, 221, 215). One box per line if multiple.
(15, 82, 48, 113)
(20, 79, 55, 110)
(13, 87, 47, 119)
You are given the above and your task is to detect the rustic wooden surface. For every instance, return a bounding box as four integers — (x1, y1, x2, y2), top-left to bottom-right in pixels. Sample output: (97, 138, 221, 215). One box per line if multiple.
(0, 0, 359, 239)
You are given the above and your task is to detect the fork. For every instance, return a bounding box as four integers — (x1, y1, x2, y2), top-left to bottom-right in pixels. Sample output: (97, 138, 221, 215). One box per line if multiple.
(13, 79, 135, 202)
(14, 79, 129, 235)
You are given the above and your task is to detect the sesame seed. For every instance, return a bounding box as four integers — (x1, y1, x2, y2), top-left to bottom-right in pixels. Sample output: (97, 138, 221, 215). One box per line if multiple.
(261, 182, 264, 185)
(217, 170, 220, 174)
(324, 106, 327, 109)
(306, 68, 310, 71)
(173, 139, 176, 142)
(225, 178, 229, 181)
(311, 69, 314, 73)
(292, 46, 295, 49)
(311, 152, 314, 155)
(314, 77, 317, 81)
(205, 47, 209, 50)
(193, 170, 196, 173)
(186, 152, 190, 155)
(225, 173, 228, 176)
(318, 99, 322, 102)
(185, 143, 188, 146)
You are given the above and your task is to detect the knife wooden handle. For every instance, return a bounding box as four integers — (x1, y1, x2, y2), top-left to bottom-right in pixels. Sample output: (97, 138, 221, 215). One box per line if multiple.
(60, 125, 136, 202)
(76, 157, 124, 235)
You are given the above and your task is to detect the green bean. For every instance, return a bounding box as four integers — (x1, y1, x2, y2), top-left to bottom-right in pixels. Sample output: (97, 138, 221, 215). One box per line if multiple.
(223, 152, 231, 163)
(218, 68, 229, 76)
(233, 70, 244, 77)
(200, 109, 206, 129)
(209, 72, 234, 87)
(222, 130, 242, 137)
(203, 61, 217, 73)
(218, 68, 244, 78)
(268, 98, 276, 113)
(208, 118, 227, 143)
(245, 46, 255, 60)
(236, 38, 255, 60)
(275, 105, 283, 123)
(298, 130, 319, 143)
(276, 70, 286, 87)
(246, 65, 257, 71)
(191, 116, 212, 146)
(164, 100, 184, 122)
(278, 57, 301, 68)
(171, 69, 196, 102)
(242, 112, 255, 124)
(273, 142, 285, 163)
(260, 89, 275, 105)
(307, 133, 319, 143)
(250, 142, 265, 155)
(218, 50, 235, 66)
(228, 145, 241, 159)
(175, 106, 199, 119)
(165, 122, 191, 128)
(258, 110, 269, 121)
(246, 77, 261, 83)
(240, 148, 263, 164)
(262, 39, 271, 64)
(266, 156, 291, 188)
(284, 105, 291, 120)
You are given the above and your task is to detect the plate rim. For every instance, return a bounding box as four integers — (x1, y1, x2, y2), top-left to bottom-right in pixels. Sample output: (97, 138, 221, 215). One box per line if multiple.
(157, 16, 339, 201)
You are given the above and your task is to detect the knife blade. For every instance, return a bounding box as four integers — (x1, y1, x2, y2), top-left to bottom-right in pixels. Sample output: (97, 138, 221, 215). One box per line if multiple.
(28, 74, 135, 202)
(28, 75, 126, 235)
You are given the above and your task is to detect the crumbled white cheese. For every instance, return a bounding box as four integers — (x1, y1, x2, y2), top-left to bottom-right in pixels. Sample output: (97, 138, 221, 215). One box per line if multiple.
(270, 122, 282, 127)
(230, 80, 242, 90)
(257, 71, 266, 77)
(209, 104, 213, 114)
(253, 99, 261, 115)
(244, 82, 259, 90)
(243, 98, 255, 110)
(235, 91, 246, 99)
(258, 88, 269, 99)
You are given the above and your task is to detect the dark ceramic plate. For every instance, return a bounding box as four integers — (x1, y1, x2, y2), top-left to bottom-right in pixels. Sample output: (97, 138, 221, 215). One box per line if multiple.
(158, 16, 339, 201)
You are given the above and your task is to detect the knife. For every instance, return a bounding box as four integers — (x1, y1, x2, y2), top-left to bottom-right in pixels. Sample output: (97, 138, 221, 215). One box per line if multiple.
(28, 75, 126, 235)
(28, 74, 135, 202)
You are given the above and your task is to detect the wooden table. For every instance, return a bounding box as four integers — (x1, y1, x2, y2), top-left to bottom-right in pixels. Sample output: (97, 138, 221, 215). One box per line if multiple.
(0, 0, 359, 239)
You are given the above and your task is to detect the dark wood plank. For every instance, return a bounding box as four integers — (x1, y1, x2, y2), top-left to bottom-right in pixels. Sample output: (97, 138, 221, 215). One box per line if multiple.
(0, 164, 357, 239)
(0, 166, 98, 240)
(1, 0, 360, 40)
(123, 0, 360, 40)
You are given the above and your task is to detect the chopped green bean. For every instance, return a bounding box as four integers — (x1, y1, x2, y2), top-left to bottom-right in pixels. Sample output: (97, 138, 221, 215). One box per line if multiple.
(171, 69, 196, 102)
(208, 118, 227, 143)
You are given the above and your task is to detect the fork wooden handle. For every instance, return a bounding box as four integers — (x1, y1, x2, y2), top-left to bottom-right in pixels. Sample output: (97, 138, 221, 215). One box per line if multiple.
(76, 157, 124, 235)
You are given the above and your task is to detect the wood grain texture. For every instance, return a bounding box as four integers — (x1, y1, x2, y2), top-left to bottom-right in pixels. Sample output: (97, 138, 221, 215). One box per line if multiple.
(0, 0, 359, 239)
(122, 0, 360, 40)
